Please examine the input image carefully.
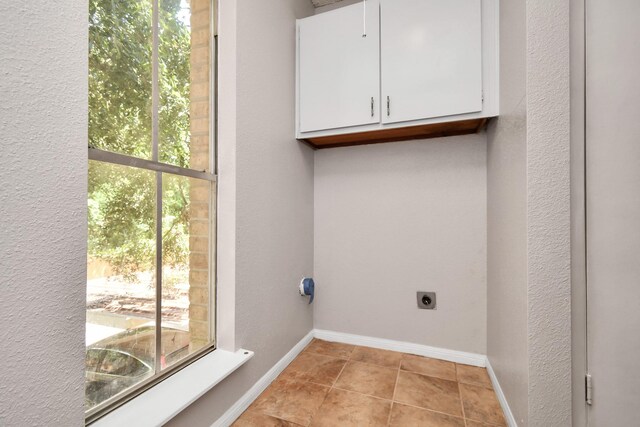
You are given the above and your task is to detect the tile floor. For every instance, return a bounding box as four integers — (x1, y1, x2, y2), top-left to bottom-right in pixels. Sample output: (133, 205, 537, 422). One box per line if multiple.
(233, 339, 507, 427)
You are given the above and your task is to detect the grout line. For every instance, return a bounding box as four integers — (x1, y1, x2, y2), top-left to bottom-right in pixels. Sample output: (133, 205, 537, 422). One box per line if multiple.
(312, 335, 486, 368)
(392, 362, 467, 422)
(398, 367, 458, 383)
(391, 399, 467, 421)
(458, 380, 494, 390)
(348, 359, 401, 372)
(259, 409, 301, 426)
(331, 360, 349, 388)
(386, 366, 401, 426)
(303, 350, 348, 360)
(304, 350, 401, 371)
(326, 381, 466, 422)
(456, 364, 468, 425)
(310, 341, 462, 376)
(331, 385, 393, 403)
(399, 353, 459, 381)
(465, 416, 507, 427)
(391, 369, 401, 402)
(398, 366, 458, 382)
(455, 364, 495, 390)
(305, 354, 350, 427)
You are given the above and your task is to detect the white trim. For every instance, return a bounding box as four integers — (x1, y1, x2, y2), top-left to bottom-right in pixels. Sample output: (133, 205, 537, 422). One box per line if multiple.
(313, 329, 487, 367)
(211, 331, 315, 427)
(486, 358, 518, 427)
(93, 349, 253, 427)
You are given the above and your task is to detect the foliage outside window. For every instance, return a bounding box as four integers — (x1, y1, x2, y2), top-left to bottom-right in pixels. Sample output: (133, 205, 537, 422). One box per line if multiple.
(86, 0, 214, 418)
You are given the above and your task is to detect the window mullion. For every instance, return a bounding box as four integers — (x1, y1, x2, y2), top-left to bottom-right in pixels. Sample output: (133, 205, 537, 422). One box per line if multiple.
(86, 0, 216, 418)
(155, 171, 163, 375)
(152, 0, 160, 163)
(88, 148, 216, 181)
(152, 0, 162, 376)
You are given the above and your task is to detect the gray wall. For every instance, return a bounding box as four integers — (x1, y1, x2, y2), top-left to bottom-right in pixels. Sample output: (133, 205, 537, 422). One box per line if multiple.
(570, 0, 587, 424)
(526, 0, 571, 424)
(311, 3, 487, 356)
(486, 0, 572, 426)
(0, 1, 87, 426)
(315, 0, 359, 13)
(314, 136, 488, 354)
(0, 1, 573, 426)
(485, 0, 529, 424)
(166, 0, 315, 425)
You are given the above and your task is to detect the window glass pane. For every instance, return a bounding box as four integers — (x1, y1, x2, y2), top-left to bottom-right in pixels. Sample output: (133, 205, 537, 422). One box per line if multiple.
(159, 0, 211, 170)
(86, 161, 156, 410)
(89, 0, 153, 159)
(161, 174, 212, 369)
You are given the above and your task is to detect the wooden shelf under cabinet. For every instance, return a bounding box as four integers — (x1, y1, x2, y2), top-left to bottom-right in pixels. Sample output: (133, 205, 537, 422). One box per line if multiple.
(299, 118, 489, 150)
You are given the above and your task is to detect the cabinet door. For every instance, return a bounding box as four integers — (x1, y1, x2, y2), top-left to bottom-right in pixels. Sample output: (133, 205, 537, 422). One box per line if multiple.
(298, 1, 380, 133)
(381, 0, 483, 124)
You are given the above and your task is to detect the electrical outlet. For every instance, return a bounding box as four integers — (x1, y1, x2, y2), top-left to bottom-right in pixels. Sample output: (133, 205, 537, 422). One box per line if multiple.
(417, 292, 436, 309)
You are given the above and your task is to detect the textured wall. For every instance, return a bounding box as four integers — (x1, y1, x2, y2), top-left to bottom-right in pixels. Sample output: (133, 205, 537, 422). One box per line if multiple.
(314, 136, 487, 354)
(311, 0, 344, 7)
(526, 0, 572, 425)
(314, 0, 359, 14)
(0, 1, 87, 426)
(569, 0, 586, 424)
(487, 0, 572, 425)
(485, 0, 529, 424)
(166, 0, 315, 425)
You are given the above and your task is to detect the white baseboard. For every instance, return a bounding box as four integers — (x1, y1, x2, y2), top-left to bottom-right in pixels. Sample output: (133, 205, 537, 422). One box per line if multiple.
(211, 330, 314, 427)
(486, 358, 518, 427)
(313, 329, 487, 367)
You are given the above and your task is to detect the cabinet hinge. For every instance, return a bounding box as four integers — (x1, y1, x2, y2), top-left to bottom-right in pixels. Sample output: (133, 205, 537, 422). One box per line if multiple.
(482, 91, 484, 103)
(585, 374, 593, 405)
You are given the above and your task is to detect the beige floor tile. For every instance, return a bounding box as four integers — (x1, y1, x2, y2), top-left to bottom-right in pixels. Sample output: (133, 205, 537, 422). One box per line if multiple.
(350, 346, 403, 369)
(310, 388, 391, 427)
(394, 371, 463, 417)
(233, 410, 303, 426)
(388, 403, 465, 427)
(279, 351, 347, 386)
(400, 354, 457, 381)
(334, 361, 398, 399)
(305, 339, 355, 359)
(456, 364, 493, 388)
(460, 383, 507, 426)
(465, 420, 497, 427)
(250, 379, 329, 426)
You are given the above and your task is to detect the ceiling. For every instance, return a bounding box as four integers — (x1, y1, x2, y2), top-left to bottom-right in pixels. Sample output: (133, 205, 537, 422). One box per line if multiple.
(311, 0, 345, 7)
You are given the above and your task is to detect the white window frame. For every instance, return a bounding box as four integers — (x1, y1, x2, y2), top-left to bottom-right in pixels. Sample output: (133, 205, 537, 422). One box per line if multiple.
(85, 0, 232, 423)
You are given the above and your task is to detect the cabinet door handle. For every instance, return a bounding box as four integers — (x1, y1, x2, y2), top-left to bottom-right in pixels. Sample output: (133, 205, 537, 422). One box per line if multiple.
(387, 96, 390, 116)
(371, 97, 375, 117)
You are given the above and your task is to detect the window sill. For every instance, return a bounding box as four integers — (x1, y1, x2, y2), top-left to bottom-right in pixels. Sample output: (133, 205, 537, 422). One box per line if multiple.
(91, 349, 254, 427)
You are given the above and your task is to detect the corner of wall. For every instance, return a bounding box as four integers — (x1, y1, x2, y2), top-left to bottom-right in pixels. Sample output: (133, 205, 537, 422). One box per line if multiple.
(165, 0, 316, 424)
(525, 0, 572, 424)
(485, 0, 529, 424)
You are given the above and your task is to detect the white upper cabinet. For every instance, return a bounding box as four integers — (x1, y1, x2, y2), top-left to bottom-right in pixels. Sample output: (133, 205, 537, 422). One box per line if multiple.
(296, 0, 498, 148)
(298, 1, 380, 133)
(380, 0, 483, 124)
